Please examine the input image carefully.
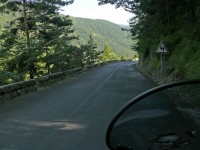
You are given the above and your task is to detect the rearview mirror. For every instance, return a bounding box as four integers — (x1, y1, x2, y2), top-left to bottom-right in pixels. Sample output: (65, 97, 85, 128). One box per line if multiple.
(106, 80, 200, 150)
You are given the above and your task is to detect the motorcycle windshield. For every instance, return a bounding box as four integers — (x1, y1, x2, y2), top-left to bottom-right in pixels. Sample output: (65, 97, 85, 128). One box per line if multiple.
(107, 81, 200, 150)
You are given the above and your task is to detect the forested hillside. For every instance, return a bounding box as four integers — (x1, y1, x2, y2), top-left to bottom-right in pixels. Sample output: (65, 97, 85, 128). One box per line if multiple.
(99, 0, 200, 80)
(70, 17, 135, 57)
(0, 0, 102, 85)
(0, 1, 137, 86)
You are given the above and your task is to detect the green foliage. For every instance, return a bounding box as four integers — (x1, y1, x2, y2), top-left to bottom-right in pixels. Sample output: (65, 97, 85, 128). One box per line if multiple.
(186, 58, 200, 79)
(101, 45, 118, 62)
(0, 70, 20, 85)
(81, 35, 101, 66)
(69, 17, 136, 58)
(120, 56, 126, 61)
(100, 0, 200, 80)
(102, 0, 200, 80)
(0, 1, 137, 85)
(0, 0, 77, 84)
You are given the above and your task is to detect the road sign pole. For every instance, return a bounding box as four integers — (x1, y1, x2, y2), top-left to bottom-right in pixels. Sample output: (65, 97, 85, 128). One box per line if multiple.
(156, 41, 168, 73)
(160, 53, 163, 73)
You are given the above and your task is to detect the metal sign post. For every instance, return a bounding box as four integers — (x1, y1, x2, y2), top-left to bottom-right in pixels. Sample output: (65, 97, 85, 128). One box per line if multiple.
(156, 41, 169, 73)
(160, 53, 163, 73)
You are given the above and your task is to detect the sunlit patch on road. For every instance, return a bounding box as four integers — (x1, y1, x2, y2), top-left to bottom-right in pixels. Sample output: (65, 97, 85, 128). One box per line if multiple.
(0, 119, 86, 136)
(14, 119, 86, 131)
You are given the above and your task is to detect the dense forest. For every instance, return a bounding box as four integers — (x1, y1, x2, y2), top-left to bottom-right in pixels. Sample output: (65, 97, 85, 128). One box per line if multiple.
(0, 0, 135, 86)
(99, 0, 200, 80)
(3, 0, 199, 86)
(69, 17, 135, 57)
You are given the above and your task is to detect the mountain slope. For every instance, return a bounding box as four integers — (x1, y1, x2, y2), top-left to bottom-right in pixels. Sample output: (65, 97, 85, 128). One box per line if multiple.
(0, 13, 136, 57)
(70, 17, 136, 57)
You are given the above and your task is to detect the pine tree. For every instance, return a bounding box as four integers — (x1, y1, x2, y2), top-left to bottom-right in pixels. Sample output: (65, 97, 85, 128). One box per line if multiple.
(81, 35, 101, 66)
(101, 45, 118, 62)
(0, 0, 74, 81)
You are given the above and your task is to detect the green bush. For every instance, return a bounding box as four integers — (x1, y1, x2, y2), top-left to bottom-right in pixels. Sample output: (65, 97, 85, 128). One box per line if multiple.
(0, 70, 21, 85)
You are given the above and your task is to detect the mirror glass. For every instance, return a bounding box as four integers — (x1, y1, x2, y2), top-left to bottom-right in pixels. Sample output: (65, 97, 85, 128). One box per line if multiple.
(108, 82, 200, 150)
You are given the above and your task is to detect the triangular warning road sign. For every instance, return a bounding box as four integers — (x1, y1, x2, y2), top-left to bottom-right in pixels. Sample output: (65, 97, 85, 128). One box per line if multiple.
(156, 42, 169, 54)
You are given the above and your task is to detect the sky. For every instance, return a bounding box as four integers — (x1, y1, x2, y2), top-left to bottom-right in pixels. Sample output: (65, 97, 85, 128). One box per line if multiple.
(61, 0, 133, 25)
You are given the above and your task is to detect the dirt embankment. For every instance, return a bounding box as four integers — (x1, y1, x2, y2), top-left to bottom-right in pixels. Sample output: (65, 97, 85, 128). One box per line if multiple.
(136, 64, 200, 127)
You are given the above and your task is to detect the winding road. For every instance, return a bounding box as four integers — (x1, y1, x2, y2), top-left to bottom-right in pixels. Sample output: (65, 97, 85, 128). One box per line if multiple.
(1, 62, 198, 150)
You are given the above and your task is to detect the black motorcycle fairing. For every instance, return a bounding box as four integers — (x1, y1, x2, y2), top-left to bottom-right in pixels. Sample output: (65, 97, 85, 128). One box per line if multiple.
(106, 80, 200, 150)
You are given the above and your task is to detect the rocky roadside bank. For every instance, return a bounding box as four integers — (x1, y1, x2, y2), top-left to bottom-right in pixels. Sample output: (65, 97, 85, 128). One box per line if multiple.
(135, 64, 200, 127)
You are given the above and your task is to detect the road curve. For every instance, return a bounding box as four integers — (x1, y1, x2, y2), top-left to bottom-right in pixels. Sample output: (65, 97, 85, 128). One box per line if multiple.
(0, 62, 155, 150)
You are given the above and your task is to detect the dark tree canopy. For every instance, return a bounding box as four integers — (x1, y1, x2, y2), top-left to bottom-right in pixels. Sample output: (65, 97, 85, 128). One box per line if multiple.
(97, 0, 137, 12)
(0, 0, 77, 82)
(98, 0, 200, 79)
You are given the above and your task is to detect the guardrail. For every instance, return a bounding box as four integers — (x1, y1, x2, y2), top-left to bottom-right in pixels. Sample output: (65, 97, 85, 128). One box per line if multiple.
(0, 80, 36, 103)
(37, 67, 84, 86)
(0, 63, 106, 103)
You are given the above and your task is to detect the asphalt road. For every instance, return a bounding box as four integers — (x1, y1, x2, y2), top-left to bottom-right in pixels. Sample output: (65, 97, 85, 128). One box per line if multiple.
(0, 61, 181, 150)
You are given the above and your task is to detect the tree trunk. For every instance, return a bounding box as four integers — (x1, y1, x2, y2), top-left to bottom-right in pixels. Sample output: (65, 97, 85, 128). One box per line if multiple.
(190, 0, 196, 25)
(23, 0, 34, 79)
(23, 0, 30, 47)
(165, 0, 170, 27)
(45, 44, 50, 74)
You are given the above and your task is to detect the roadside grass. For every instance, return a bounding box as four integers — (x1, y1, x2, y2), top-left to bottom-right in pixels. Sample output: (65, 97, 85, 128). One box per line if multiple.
(136, 61, 200, 108)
